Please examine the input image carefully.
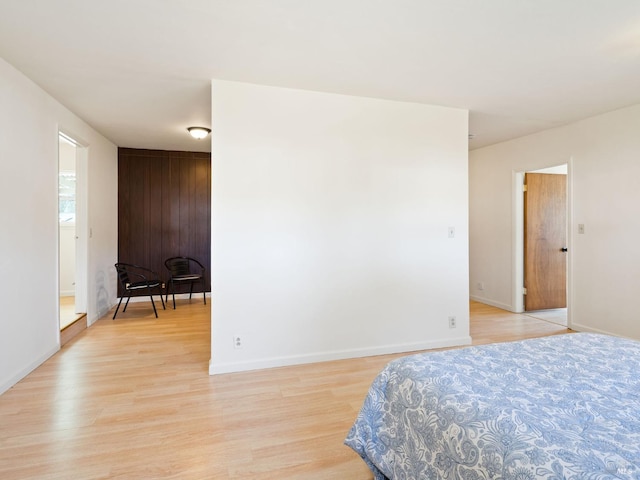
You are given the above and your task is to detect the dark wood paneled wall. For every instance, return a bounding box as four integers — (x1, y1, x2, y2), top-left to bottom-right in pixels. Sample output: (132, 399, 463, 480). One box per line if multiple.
(118, 148, 211, 295)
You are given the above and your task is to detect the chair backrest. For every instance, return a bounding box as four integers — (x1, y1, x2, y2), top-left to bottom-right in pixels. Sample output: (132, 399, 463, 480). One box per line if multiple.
(165, 257, 192, 276)
(115, 263, 131, 287)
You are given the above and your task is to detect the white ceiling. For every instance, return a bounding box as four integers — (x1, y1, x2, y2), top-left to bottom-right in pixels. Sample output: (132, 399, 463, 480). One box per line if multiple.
(1, 0, 640, 152)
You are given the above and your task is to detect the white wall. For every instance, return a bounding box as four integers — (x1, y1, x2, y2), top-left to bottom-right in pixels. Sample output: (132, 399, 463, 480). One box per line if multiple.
(470, 103, 640, 339)
(0, 56, 118, 394)
(210, 80, 469, 374)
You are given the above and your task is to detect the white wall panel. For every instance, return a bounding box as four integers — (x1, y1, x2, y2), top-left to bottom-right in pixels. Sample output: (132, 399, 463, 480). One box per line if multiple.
(0, 57, 117, 394)
(210, 80, 469, 373)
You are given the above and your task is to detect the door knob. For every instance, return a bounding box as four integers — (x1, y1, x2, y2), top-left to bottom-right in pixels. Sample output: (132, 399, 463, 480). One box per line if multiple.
(561, 247, 568, 252)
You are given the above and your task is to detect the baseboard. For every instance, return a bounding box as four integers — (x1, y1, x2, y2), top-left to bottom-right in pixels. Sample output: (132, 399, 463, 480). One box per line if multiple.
(0, 345, 59, 396)
(209, 335, 472, 375)
(569, 322, 622, 337)
(469, 295, 516, 312)
(124, 292, 211, 303)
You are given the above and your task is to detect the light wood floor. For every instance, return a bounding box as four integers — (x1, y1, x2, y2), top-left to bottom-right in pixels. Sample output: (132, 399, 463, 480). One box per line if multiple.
(0, 300, 570, 479)
(59, 296, 86, 330)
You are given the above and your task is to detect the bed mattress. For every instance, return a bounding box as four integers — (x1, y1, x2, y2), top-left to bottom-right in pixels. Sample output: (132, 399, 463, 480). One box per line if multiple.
(345, 333, 640, 479)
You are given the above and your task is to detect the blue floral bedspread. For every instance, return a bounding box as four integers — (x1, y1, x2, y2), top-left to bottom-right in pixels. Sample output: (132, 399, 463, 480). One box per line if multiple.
(345, 333, 640, 479)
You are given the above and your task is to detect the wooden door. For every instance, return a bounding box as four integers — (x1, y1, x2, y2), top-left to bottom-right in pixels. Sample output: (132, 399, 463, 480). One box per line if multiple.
(524, 173, 567, 311)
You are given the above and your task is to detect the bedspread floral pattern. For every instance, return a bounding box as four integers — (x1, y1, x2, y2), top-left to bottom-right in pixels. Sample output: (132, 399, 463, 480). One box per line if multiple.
(345, 334, 640, 480)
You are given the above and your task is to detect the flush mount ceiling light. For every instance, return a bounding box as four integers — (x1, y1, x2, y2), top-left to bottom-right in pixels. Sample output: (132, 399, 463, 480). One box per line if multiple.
(187, 126, 211, 139)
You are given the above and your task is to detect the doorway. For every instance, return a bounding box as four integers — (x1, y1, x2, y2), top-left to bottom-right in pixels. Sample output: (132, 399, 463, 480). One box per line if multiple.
(58, 132, 87, 335)
(514, 164, 569, 327)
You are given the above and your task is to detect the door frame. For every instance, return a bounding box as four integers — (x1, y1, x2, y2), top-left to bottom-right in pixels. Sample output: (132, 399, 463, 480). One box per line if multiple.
(512, 158, 573, 326)
(58, 129, 88, 327)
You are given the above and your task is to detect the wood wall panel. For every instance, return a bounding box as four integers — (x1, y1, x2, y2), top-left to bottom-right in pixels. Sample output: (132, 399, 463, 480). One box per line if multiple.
(118, 148, 211, 296)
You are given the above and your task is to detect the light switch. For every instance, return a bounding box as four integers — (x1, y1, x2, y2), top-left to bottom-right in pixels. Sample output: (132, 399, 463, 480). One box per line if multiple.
(578, 224, 585, 234)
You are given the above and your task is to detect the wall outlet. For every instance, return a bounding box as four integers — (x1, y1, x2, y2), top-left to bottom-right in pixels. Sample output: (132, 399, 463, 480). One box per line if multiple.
(233, 335, 242, 349)
(448, 316, 456, 328)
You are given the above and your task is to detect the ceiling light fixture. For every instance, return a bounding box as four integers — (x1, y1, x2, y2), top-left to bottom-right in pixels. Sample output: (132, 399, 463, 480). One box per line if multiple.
(187, 126, 211, 139)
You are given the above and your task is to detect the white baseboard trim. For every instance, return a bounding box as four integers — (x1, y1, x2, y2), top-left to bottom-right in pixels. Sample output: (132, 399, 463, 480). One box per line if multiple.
(123, 292, 211, 303)
(569, 322, 622, 338)
(0, 345, 60, 396)
(469, 295, 516, 313)
(209, 335, 472, 375)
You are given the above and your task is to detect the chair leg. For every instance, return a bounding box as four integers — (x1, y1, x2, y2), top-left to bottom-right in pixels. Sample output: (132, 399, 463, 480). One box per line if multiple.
(202, 277, 206, 305)
(113, 295, 125, 319)
(158, 286, 165, 310)
(122, 295, 132, 313)
(150, 296, 158, 317)
(147, 286, 158, 318)
(166, 280, 176, 309)
(189, 282, 194, 300)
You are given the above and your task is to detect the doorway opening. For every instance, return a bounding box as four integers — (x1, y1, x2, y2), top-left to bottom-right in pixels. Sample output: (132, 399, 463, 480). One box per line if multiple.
(514, 163, 569, 327)
(58, 132, 88, 339)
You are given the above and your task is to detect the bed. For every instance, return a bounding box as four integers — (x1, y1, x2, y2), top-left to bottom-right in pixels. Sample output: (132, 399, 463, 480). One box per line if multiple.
(345, 333, 640, 479)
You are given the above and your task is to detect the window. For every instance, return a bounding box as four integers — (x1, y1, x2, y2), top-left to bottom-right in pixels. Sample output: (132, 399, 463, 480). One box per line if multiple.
(59, 170, 76, 224)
